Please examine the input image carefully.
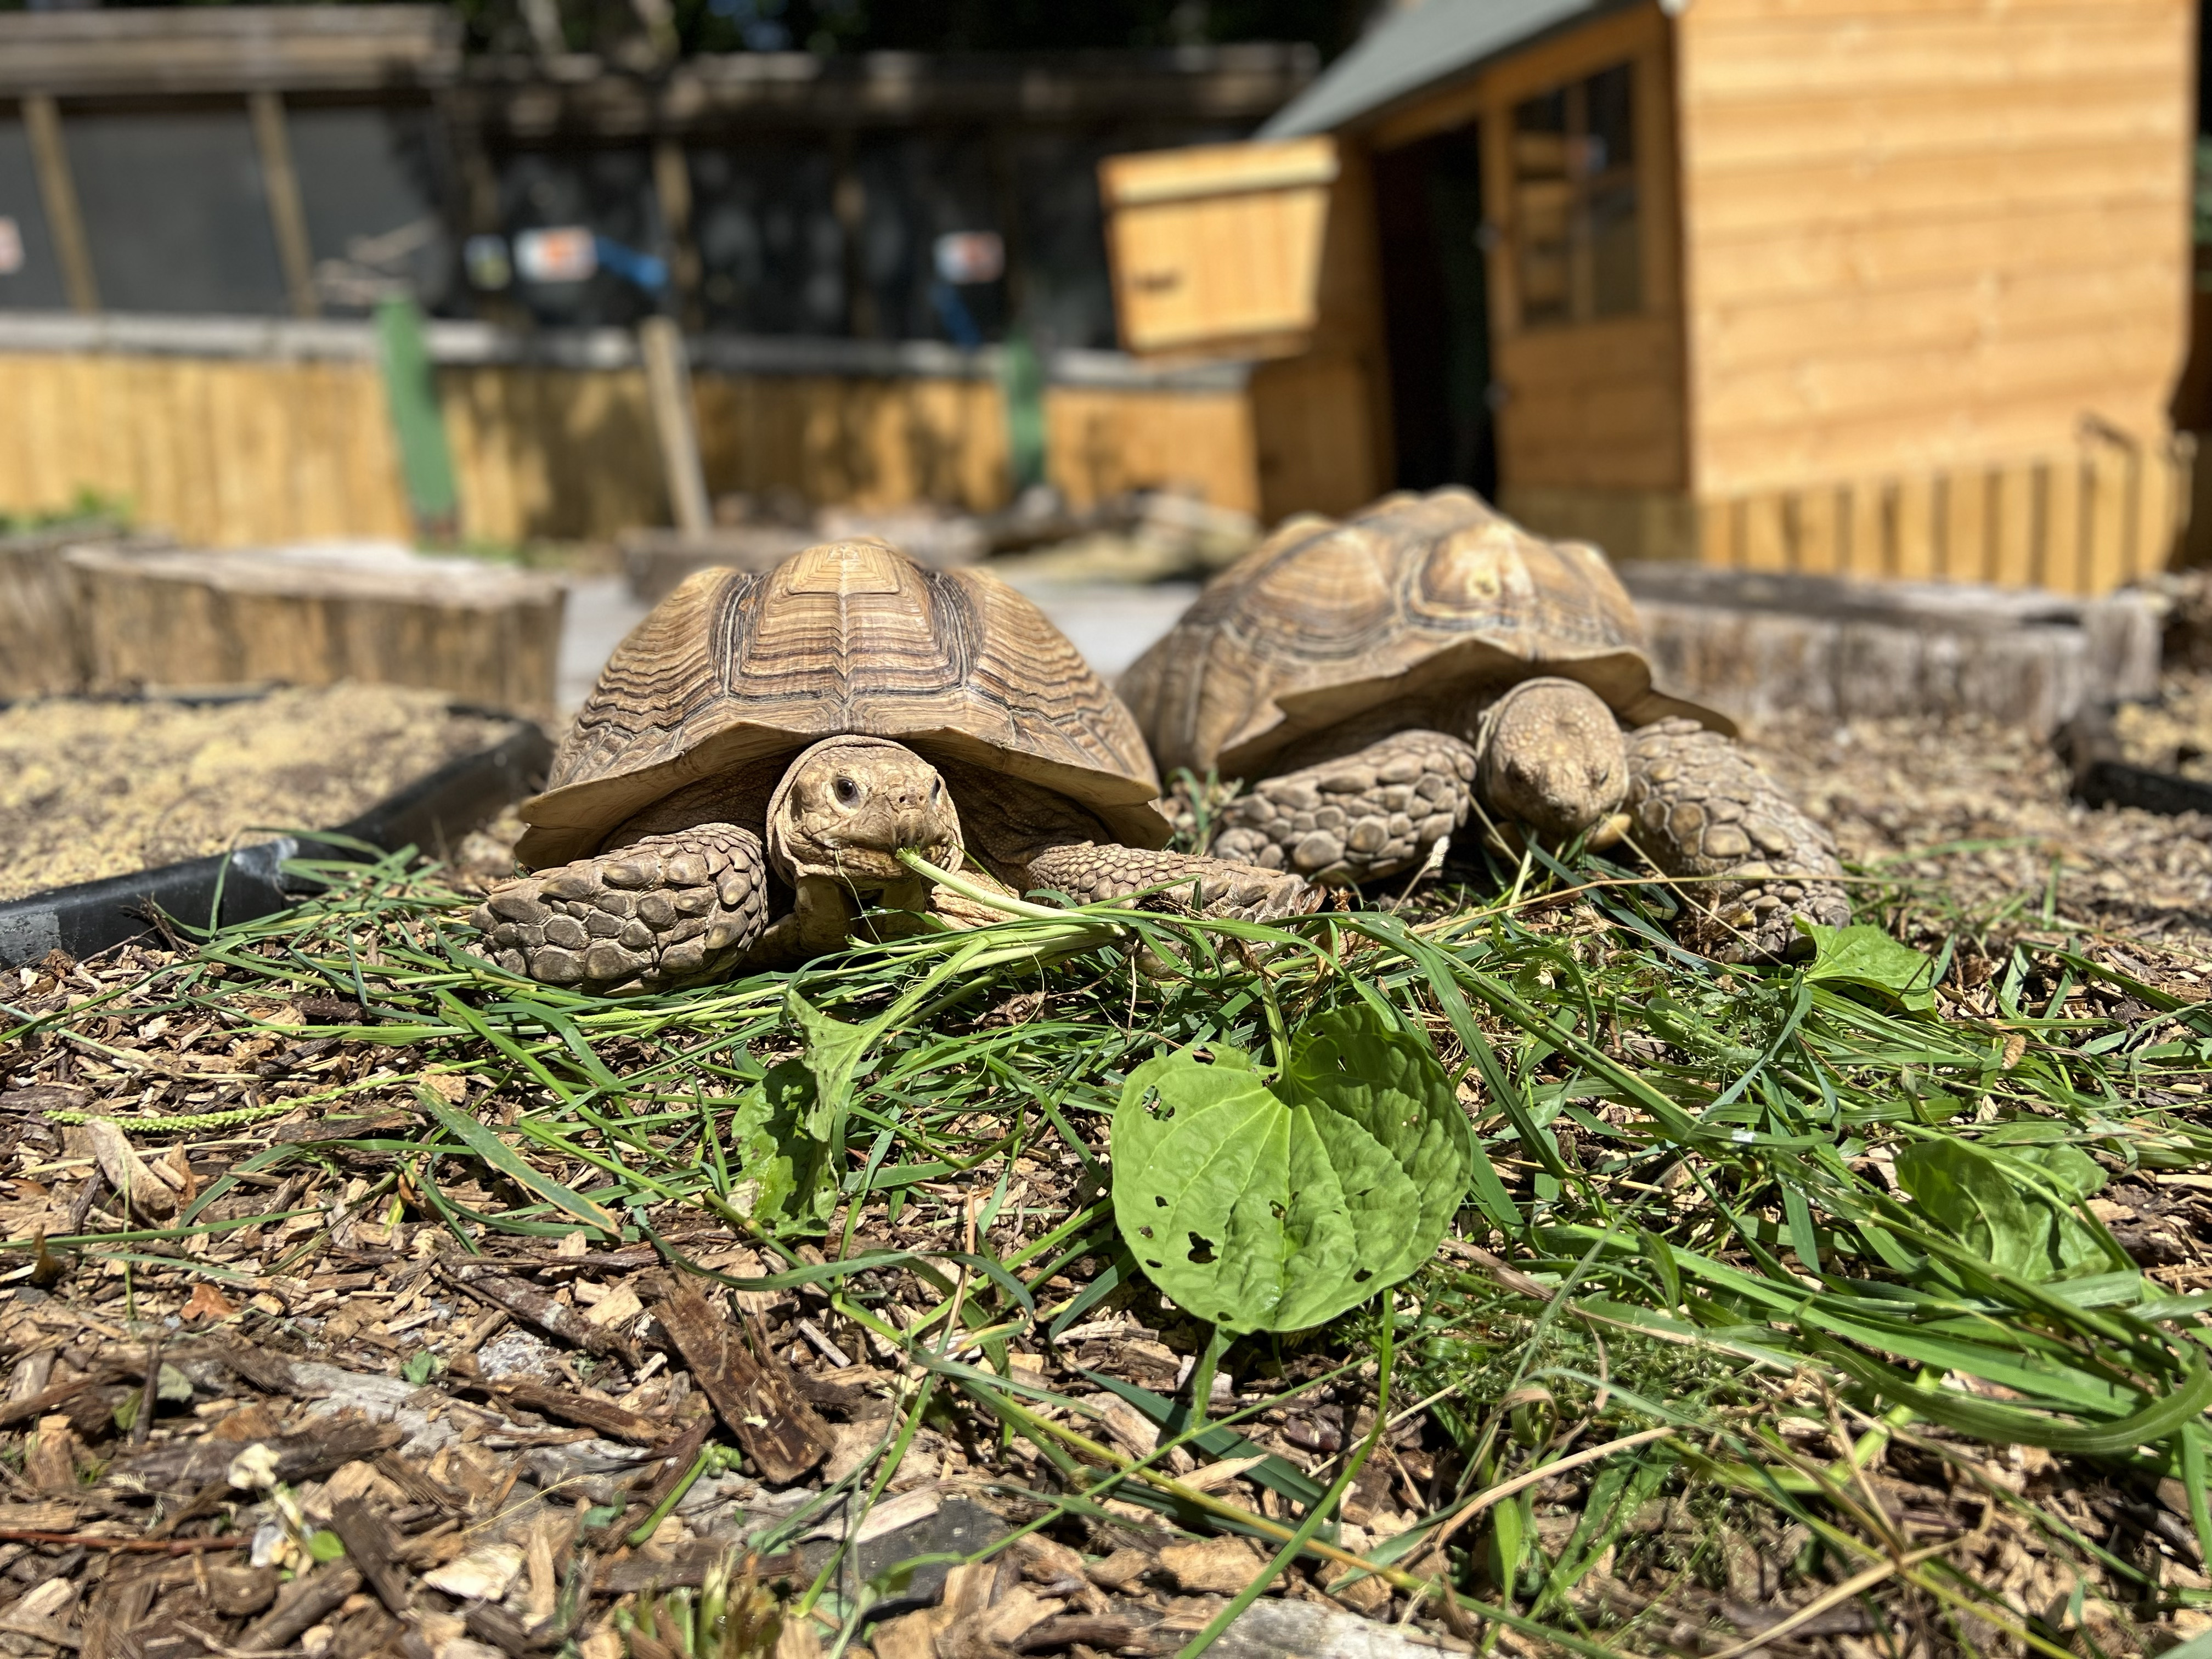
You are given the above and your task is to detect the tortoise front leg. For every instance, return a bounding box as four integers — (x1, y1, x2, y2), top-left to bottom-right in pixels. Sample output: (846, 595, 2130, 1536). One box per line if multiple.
(1625, 719, 1850, 963)
(1210, 729, 1475, 883)
(1020, 844, 1321, 923)
(472, 825, 772, 992)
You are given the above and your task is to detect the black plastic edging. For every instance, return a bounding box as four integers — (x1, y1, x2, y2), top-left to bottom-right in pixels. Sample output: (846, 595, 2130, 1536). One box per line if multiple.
(0, 716, 551, 969)
(2076, 759, 2212, 820)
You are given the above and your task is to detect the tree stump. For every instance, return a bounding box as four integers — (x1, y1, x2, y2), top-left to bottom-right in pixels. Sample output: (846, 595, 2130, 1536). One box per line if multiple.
(1618, 563, 2163, 738)
(65, 543, 566, 719)
(0, 523, 165, 700)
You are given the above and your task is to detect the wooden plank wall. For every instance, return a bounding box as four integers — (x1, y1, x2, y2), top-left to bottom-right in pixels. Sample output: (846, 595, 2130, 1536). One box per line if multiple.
(1098, 137, 1340, 360)
(1691, 432, 2192, 595)
(0, 350, 1263, 545)
(1048, 383, 1260, 517)
(1675, 0, 2194, 499)
(0, 352, 413, 545)
(1093, 131, 1389, 520)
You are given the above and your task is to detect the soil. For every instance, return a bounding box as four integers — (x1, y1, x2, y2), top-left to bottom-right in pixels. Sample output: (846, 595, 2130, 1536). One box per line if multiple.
(1745, 669, 2212, 956)
(2113, 673, 2212, 784)
(0, 687, 510, 901)
(0, 681, 2205, 1657)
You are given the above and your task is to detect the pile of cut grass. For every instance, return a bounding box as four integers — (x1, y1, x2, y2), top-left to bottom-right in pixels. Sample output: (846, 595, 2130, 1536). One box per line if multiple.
(4, 836, 2209, 1657)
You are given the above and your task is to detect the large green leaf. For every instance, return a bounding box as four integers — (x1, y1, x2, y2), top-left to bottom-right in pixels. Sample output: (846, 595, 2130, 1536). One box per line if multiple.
(1113, 1046, 1369, 1332)
(2004, 1143, 2108, 1200)
(1801, 922, 1938, 1011)
(1282, 1005, 1470, 1288)
(1111, 1003, 1469, 1333)
(1893, 1139, 2108, 1283)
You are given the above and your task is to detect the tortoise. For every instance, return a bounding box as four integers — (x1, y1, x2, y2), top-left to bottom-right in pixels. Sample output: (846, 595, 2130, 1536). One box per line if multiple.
(473, 539, 1315, 992)
(1118, 488, 1850, 961)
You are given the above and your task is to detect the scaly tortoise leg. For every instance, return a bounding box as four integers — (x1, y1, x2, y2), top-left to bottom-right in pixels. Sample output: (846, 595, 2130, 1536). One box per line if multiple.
(1210, 729, 1476, 883)
(1625, 719, 1851, 963)
(471, 825, 772, 991)
(1022, 844, 1322, 923)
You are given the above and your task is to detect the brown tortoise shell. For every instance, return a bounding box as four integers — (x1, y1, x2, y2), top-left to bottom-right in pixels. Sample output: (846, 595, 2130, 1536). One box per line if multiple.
(1119, 488, 1728, 780)
(516, 540, 1170, 867)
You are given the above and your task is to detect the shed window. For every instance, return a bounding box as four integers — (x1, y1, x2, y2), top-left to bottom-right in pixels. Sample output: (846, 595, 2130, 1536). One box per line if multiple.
(68, 108, 290, 315)
(287, 106, 456, 318)
(0, 115, 69, 311)
(1511, 61, 1639, 328)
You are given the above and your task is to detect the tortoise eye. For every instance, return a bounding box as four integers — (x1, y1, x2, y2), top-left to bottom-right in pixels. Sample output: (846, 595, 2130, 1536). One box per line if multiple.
(834, 776, 861, 806)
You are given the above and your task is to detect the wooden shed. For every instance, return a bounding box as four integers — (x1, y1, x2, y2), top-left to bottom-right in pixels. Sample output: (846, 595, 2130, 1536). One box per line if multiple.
(1099, 0, 2198, 594)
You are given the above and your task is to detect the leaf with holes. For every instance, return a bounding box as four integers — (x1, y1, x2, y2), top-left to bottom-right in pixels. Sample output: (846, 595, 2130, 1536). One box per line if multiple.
(1282, 1004, 1470, 1289)
(1110, 1003, 1463, 1334)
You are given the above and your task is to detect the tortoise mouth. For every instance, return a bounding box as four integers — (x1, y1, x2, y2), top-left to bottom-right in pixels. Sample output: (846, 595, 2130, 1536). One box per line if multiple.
(764, 734, 966, 886)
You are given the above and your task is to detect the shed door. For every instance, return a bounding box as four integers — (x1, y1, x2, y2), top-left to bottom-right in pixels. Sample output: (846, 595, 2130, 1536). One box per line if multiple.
(1098, 137, 1338, 362)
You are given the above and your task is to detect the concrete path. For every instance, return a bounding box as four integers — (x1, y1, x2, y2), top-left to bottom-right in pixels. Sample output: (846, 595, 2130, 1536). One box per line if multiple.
(556, 577, 650, 714)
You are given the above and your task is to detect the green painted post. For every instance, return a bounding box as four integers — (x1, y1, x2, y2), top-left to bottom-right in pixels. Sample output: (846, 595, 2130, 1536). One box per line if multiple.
(375, 295, 460, 540)
(999, 330, 1048, 497)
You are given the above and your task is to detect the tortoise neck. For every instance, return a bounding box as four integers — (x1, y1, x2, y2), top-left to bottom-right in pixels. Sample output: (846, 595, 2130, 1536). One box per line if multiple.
(928, 754, 1107, 874)
(601, 753, 792, 852)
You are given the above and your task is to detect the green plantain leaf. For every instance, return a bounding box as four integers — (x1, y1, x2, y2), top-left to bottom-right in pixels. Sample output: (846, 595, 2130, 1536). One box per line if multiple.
(1800, 922, 1938, 1011)
(1893, 1139, 2108, 1282)
(1283, 1005, 1471, 1287)
(2004, 1142, 2108, 1200)
(1111, 1003, 1468, 1334)
(1113, 1046, 1364, 1332)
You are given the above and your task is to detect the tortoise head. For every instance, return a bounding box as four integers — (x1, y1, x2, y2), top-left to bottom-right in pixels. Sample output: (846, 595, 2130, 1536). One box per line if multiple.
(765, 735, 964, 888)
(1475, 677, 1629, 841)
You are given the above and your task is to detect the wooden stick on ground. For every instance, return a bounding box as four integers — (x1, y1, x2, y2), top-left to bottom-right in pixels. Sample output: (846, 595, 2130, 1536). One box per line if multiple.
(645, 1273, 832, 1485)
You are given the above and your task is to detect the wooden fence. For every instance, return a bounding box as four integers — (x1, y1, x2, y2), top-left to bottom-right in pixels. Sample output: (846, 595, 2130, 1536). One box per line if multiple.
(1691, 432, 2193, 597)
(0, 314, 2186, 595)
(0, 341, 413, 546)
(0, 316, 1259, 549)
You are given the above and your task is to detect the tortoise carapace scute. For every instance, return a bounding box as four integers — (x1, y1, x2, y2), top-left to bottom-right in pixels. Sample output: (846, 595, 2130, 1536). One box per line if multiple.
(1120, 487, 1726, 783)
(521, 541, 1167, 868)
